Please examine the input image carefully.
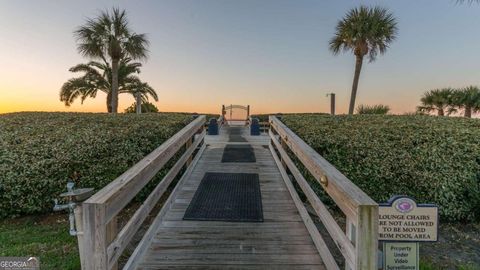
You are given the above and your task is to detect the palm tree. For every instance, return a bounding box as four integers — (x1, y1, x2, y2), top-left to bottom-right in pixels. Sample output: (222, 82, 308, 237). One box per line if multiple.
(74, 8, 149, 113)
(417, 88, 456, 116)
(330, 6, 398, 114)
(60, 58, 158, 112)
(453, 86, 480, 118)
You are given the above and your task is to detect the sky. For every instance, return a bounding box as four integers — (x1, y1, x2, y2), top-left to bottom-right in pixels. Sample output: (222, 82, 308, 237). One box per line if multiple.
(1, 0, 479, 115)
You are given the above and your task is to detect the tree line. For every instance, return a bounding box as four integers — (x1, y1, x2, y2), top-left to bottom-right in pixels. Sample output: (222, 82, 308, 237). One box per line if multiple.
(417, 86, 480, 117)
(355, 86, 480, 117)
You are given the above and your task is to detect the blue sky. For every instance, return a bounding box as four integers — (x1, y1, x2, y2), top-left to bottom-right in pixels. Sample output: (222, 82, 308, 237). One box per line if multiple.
(1, 0, 479, 114)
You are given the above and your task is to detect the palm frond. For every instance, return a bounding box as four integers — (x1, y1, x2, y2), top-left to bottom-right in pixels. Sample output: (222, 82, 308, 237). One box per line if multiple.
(123, 33, 149, 60)
(329, 5, 397, 62)
(74, 7, 149, 62)
(60, 57, 144, 107)
(418, 88, 456, 115)
(121, 78, 158, 101)
(60, 77, 98, 106)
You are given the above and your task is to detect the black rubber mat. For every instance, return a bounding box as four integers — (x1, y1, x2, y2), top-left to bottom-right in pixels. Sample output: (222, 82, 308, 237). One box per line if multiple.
(228, 135, 247, 142)
(221, 144, 256, 162)
(183, 172, 263, 222)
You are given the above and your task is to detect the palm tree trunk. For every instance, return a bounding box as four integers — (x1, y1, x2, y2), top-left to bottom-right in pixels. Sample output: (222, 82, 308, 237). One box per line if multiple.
(135, 93, 142, 114)
(106, 92, 112, 113)
(438, 108, 444, 116)
(111, 58, 120, 114)
(464, 106, 472, 118)
(349, 54, 364, 115)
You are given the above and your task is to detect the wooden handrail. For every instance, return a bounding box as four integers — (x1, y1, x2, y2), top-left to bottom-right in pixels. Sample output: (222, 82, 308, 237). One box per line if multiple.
(82, 115, 206, 270)
(268, 116, 378, 270)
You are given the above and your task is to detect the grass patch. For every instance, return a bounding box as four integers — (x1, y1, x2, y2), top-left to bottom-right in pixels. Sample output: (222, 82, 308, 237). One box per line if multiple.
(0, 214, 80, 270)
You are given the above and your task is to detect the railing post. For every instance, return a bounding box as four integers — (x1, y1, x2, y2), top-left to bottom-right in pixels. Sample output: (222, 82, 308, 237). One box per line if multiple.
(356, 205, 378, 270)
(280, 138, 287, 169)
(107, 216, 118, 270)
(345, 218, 356, 270)
(82, 202, 108, 270)
(346, 206, 378, 270)
(185, 136, 193, 166)
(74, 204, 86, 268)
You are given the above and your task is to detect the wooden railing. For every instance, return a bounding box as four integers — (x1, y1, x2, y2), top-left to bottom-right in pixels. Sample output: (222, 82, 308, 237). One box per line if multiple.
(82, 115, 206, 270)
(259, 121, 269, 133)
(268, 116, 378, 270)
(247, 116, 270, 133)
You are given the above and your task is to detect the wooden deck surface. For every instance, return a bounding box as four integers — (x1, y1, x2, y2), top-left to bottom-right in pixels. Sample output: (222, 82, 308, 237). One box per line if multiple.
(130, 125, 326, 269)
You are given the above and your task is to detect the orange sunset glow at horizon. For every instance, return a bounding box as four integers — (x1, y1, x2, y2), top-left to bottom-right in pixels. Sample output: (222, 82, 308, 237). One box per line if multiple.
(1, 1, 479, 116)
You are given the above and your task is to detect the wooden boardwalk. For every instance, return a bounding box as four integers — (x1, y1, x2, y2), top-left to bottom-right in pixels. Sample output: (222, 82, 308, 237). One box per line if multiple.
(127, 125, 326, 269)
(81, 115, 378, 270)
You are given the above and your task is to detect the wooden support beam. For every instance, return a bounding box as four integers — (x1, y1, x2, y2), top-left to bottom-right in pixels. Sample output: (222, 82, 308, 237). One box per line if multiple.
(355, 205, 378, 270)
(107, 216, 118, 270)
(82, 202, 108, 269)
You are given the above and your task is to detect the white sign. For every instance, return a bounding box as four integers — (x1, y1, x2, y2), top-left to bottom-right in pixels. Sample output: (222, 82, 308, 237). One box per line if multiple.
(383, 242, 419, 270)
(379, 196, 438, 242)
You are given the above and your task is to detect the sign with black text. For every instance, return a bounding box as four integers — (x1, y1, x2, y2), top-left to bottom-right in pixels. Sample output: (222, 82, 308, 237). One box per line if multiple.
(379, 196, 438, 242)
(383, 242, 419, 270)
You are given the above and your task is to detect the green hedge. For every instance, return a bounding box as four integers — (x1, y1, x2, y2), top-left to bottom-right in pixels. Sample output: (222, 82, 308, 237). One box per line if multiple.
(251, 113, 329, 122)
(0, 112, 192, 218)
(282, 114, 480, 222)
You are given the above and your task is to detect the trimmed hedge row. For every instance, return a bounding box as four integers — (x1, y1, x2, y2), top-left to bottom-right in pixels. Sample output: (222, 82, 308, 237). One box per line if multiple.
(0, 112, 192, 218)
(251, 113, 329, 123)
(282, 114, 480, 221)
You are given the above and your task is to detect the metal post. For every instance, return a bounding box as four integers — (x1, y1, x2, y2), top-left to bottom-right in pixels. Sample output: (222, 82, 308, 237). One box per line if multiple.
(327, 93, 335, 115)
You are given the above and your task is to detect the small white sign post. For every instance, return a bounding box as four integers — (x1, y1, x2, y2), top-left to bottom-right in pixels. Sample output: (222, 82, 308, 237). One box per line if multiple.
(379, 196, 438, 270)
(383, 242, 419, 270)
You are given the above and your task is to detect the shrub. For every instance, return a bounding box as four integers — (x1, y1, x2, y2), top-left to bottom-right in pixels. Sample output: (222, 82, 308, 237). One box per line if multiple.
(0, 112, 192, 218)
(282, 114, 480, 221)
(251, 112, 329, 122)
(124, 102, 159, 113)
(356, 104, 390, 114)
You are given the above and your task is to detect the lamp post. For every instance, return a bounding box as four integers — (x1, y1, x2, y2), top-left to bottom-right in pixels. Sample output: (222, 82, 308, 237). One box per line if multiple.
(326, 93, 335, 115)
